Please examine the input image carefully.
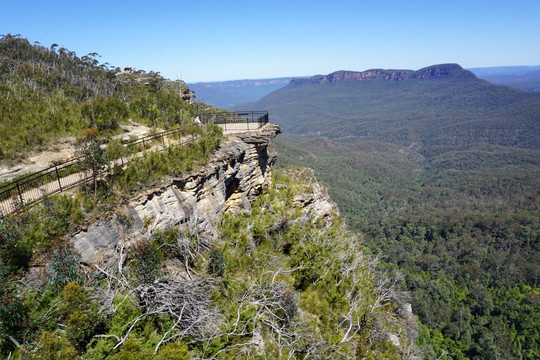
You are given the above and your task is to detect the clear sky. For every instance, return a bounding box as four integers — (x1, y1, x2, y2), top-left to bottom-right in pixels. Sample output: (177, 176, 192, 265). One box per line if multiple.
(1, 0, 539, 82)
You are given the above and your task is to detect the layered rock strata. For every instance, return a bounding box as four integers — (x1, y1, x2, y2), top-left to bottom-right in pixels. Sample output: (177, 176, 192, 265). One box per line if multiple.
(71, 124, 281, 264)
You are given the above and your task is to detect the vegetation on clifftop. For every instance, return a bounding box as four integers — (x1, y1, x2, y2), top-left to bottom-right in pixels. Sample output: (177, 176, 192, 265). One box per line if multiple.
(0, 34, 197, 161)
(0, 167, 418, 359)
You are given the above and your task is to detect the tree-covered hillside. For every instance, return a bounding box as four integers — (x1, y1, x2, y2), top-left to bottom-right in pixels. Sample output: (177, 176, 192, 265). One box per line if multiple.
(0, 34, 195, 162)
(274, 136, 539, 360)
(265, 65, 540, 359)
(255, 64, 540, 154)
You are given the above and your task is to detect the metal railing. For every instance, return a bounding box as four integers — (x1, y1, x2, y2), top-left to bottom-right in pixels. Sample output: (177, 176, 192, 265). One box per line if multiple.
(0, 111, 268, 215)
(0, 127, 185, 214)
(199, 111, 268, 131)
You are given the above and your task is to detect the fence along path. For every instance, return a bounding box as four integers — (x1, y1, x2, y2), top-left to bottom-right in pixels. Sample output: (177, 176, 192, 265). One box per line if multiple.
(0, 111, 268, 215)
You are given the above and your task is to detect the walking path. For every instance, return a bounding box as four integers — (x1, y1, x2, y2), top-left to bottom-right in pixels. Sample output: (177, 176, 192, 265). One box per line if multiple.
(0, 122, 267, 215)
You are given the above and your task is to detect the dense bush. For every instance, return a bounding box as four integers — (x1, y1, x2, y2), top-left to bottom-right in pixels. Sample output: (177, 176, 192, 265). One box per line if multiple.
(46, 239, 81, 289)
(0, 34, 195, 161)
(81, 95, 128, 131)
(129, 238, 161, 284)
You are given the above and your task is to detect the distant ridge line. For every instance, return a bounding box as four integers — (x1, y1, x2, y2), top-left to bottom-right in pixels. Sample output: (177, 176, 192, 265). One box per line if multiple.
(291, 64, 477, 85)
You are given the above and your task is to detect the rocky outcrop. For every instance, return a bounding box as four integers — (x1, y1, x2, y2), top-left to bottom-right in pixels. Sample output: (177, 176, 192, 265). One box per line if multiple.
(291, 63, 476, 85)
(290, 169, 339, 225)
(71, 124, 281, 264)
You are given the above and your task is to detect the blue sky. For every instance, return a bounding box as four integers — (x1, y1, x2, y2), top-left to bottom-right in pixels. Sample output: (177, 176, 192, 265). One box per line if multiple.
(1, 0, 539, 82)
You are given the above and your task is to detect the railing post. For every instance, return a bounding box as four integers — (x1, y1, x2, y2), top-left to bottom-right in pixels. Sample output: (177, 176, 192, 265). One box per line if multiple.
(16, 182, 23, 207)
(55, 166, 63, 192)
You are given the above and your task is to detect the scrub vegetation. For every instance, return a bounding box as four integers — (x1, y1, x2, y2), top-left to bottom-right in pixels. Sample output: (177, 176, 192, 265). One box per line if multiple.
(0, 167, 417, 359)
(0, 34, 198, 162)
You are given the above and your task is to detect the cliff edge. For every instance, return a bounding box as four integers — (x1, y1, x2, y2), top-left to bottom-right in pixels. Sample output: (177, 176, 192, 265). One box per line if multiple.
(71, 124, 282, 265)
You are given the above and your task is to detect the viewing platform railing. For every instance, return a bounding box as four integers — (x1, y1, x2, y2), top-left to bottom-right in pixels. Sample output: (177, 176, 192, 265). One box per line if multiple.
(199, 111, 268, 131)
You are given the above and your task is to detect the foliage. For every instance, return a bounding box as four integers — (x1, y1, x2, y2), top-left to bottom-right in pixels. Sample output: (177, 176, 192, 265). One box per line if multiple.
(81, 95, 128, 131)
(207, 248, 226, 276)
(276, 135, 540, 359)
(60, 283, 103, 352)
(129, 90, 192, 128)
(0, 259, 28, 353)
(0, 214, 31, 269)
(46, 239, 81, 290)
(0, 34, 194, 161)
(75, 129, 108, 197)
(206, 168, 415, 358)
(28, 332, 78, 359)
(129, 238, 161, 284)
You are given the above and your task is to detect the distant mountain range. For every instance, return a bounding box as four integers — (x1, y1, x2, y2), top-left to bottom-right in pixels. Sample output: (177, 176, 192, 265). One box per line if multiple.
(188, 77, 292, 109)
(469, 65, 540, 91)
(249, 63, 540, 153)
(291, 64, 476, 85)
(189, 65, 540, 109)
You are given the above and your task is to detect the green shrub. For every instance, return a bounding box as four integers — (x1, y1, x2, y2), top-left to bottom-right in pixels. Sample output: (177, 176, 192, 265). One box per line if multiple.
(57, 283, 103, 352)
(46, 239, 81, 290)
(0, 260, 28, 354)
(157, 342, 189, 359)
(207, 248, 226, 276)
(81, 95, 128, 131)
(30, 331, 78, 360)
(0, 214, 32, 269)
(108, 338, 153, 360)
(130, 238, 162, 284)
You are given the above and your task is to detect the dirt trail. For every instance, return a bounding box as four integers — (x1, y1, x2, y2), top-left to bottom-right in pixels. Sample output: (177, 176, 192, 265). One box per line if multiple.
(0, 122, 154, 183)
(0, 122, 266, 215)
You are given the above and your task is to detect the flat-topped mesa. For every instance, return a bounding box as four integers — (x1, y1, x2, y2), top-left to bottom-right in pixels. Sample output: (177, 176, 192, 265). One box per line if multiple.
(291, 63, 477, 85)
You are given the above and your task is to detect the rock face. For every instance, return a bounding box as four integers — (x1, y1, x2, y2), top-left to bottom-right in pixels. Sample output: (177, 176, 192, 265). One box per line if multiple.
(291, 63, 476, 85)
(71, 124, 281, 265)
(290, 168, 340, 226)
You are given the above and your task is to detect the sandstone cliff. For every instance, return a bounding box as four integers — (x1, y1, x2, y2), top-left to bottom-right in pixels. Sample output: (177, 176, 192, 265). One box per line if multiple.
(71, 124, 282, 265)
(22, 123, 419, 358)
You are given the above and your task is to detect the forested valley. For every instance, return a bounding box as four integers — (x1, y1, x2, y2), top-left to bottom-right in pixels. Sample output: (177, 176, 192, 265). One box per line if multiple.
(261, 67, 540, 360)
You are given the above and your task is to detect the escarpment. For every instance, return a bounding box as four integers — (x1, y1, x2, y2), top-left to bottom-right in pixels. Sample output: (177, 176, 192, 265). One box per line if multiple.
(71, 124, 282, 265)
(291, 63, 476, 85)
(22, 124, 419, 358)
